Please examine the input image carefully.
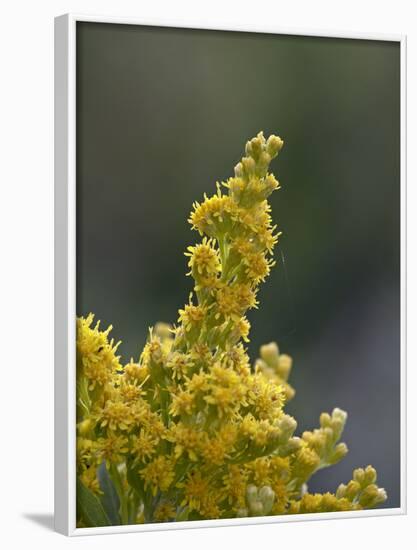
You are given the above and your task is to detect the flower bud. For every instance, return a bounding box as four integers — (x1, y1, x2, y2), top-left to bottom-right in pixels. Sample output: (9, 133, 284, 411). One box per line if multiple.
(262, 174, 279, 198)
(234, 162, 244, 178)
(330, 408, 347, 440)
(345, 480, 361, 500)
(281, 436, 301, 454)
(266, 135, 284, 157)
(249, 501, 264, 516)
(267, 426, 281, 444)
(319, 412, 332, 428)
(277, 353, 292, 379)
(353, 468, 365, 485)
(228, 177, 245, 201)
(376, 487, 387, 504)
(259, 486, 275, 514)
(260, 342, 280, 368)
(149, 339, 164, 365)
(332, 408, 348, 426)
(154, 322, 172, 340)
(323, 427, 334, 441)
(256, 152, 272, 176)
(246, 484, 258, 505)
(78, 418, 93, 436)
(330, 442, 348, 464)
(336, 483, 347, 499)
(245, 135, 263, 160)
(364, 465, 377, 485)
(283, 383, 296, 401)
(278, 414, 297, 440)
(359, 484, 387, 507)
(242, 156, 256, 176)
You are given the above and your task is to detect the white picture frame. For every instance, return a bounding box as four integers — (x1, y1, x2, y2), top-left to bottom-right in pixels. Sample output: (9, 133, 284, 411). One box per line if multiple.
(54, 13, 407, 536)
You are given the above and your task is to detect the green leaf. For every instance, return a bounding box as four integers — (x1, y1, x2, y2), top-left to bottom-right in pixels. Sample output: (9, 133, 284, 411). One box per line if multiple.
(97, 462, 121, 526)
(77, 477, 111, 527)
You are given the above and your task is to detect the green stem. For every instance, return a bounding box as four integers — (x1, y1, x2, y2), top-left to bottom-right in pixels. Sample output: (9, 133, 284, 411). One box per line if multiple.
(159, 387, 170, 427)
(218, 234, 227, 267)
(110, 464, 129, 525)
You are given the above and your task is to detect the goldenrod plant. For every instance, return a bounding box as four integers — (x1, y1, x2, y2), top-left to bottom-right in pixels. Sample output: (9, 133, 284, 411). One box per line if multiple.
(76, 132, 387, 527)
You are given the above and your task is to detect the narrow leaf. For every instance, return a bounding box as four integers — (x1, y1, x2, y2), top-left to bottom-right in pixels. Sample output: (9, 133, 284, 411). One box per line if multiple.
(97, 462, 121, 526)
(77, 477, 111, 527)
(126, 465, 145, 500)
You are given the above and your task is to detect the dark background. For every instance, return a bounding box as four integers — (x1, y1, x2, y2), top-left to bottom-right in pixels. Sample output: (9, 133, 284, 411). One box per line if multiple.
(76, 22, 401, 507)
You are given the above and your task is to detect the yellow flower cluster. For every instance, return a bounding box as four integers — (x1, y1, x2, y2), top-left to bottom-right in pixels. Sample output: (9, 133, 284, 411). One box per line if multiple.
(76, 133, 386, 527)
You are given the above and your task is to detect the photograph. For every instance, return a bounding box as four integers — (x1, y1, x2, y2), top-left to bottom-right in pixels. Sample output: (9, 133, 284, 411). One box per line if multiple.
(73, 21, 401, 529)
(2, 1, 415, 549)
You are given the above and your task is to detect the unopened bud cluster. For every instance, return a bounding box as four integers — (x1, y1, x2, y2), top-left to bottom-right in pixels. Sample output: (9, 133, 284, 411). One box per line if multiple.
(238, 485, 276, 517)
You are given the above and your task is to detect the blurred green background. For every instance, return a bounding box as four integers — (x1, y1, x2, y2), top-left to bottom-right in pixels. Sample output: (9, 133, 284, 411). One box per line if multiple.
(76, 23, 400, 507)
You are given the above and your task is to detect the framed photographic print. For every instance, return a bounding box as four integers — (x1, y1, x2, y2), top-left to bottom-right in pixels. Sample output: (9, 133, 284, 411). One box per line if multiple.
(54, 14, 406, 536)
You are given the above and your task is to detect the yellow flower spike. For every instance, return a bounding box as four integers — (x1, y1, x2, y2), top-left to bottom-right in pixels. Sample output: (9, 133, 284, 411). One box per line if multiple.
(76, 133, 387, 526)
